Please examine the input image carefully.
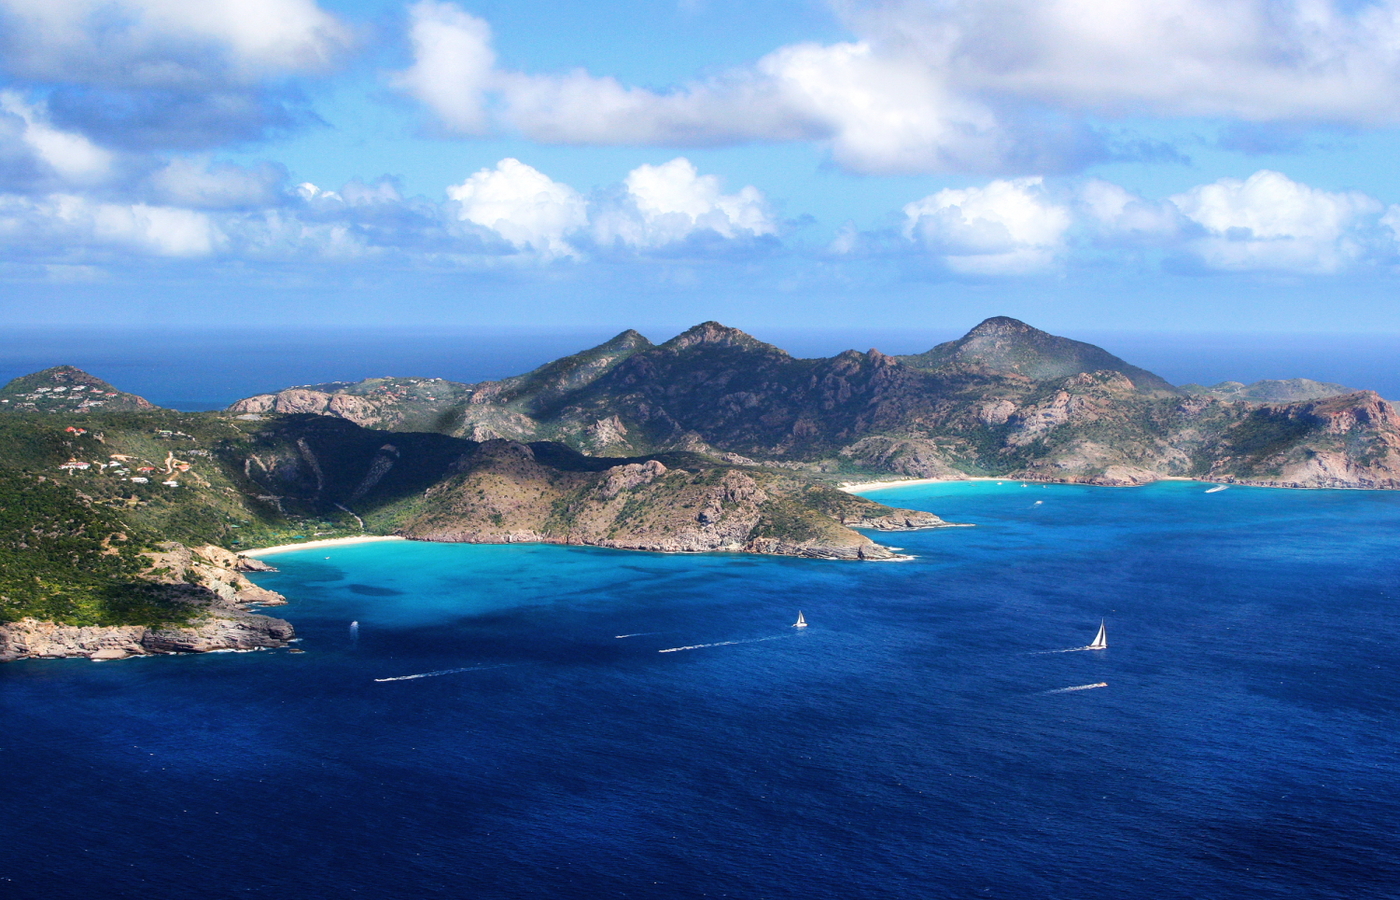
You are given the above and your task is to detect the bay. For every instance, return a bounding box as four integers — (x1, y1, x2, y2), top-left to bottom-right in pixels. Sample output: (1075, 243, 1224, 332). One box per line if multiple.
(2, 480, 1398, 898)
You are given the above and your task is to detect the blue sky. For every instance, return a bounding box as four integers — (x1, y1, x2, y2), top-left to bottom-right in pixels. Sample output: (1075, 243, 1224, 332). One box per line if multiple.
(5, 0, 1400, 339)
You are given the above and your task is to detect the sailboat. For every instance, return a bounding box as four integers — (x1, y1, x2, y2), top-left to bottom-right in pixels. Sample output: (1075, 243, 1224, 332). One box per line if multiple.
(1086, 619, 1107, 650)
(793, 611, 808, 628)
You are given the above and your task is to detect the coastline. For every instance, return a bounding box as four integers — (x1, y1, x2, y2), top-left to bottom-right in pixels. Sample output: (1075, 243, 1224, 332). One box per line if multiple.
(242, 535, 407, 557)
(841, 475, 1252, 493)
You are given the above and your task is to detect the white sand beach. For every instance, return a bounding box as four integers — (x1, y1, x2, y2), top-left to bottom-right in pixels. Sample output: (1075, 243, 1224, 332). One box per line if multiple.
(839, 477, 981, 492)
(242, 535, 407, 557)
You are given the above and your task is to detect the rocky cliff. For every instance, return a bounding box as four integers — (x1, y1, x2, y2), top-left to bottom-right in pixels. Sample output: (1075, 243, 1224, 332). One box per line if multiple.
(0, 542, 293, 662)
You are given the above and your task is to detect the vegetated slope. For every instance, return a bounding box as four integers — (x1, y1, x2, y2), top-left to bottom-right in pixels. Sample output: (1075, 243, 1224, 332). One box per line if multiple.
(226, 415, 947, 560)
(1181, 378, 1358, 403)
(8, 398, 944, 571)
(229, 318, 1400, 489)
(229, 329, 655, 441)
(0, 412, 296, 657)
(0, 365, 154, 413)
(896, 315, 1178, 392)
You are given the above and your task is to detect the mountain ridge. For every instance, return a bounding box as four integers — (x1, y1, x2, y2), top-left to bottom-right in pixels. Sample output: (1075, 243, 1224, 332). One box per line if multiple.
(225, 317, 1400, 489)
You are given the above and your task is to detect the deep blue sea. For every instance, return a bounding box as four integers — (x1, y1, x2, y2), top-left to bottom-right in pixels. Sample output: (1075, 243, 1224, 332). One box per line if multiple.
(3, 481, 1400, 899)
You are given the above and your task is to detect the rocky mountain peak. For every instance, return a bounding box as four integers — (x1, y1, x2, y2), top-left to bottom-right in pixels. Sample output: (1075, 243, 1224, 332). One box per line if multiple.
(663, 321, 782, 354)
(964, 316, 1040, 338)
(600, 329, 654, 353)
(898, 316, 1176, 394)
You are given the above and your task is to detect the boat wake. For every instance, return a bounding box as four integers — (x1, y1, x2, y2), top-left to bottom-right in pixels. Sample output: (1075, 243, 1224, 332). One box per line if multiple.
(658, 635, 787, 654)
(374, 664, 513, 683)
(615, 632, 667, 639)
(1031, 621, 1107, 654)
(1044, 682, 1108, 694)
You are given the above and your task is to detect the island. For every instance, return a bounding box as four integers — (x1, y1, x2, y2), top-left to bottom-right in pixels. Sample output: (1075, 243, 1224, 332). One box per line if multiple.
(4, 315, 1398, 661)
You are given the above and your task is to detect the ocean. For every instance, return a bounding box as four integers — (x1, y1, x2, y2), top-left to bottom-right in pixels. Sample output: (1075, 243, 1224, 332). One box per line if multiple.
(2, 480, 1398, 898)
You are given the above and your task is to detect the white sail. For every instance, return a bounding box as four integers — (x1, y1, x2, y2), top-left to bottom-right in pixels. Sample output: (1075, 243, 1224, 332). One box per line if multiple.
(793, 611, 807, 628)
(1087, 620, 1107, 650)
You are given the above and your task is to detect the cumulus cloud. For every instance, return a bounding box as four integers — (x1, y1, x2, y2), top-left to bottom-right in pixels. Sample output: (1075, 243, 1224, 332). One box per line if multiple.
(592, 158, 776, 249)
(0, 146, 1390, 281)
(396, 0, 1400, 175)
(392, 1, 1069, 173)
(0, 153, 783, 269)
(446, 158, 588, 258)
(902, 178, 1072, 273)
(395, 1, 495, 135)
(1168, 170, 1383, 272)
(1076, 178, 1183, 241)
(890, 169, 1396, 275)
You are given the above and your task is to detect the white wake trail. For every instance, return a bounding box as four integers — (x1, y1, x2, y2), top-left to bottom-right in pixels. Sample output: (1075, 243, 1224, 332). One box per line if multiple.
(658, 636, 786, 654)
(615, 632, 666, 639)
(374, 664, 513, 683)
(1044, 682, 1108, 694)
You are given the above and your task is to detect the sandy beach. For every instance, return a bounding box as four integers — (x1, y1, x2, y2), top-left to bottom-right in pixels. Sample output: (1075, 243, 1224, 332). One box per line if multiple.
(242, 535, 407, 557)
(840, 477, 983, 492)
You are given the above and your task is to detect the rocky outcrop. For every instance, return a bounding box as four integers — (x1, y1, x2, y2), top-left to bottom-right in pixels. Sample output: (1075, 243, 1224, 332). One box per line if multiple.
(230, 389, 383, 426)
(0, 542, 294, 663)
(0, 604, 294, 661)
(841, 509, 949, 531)
(143, 542, 289, 607)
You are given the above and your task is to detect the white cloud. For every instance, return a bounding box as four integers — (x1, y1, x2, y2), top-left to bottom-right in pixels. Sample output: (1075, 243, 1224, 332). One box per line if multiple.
(892, 169, 1389, 274)
(0, 192, 220, 256)
(900, 0, 1400, 124)
(446, 158, 587, 258)
(1076, 179, 1183, 240)
(902, 177, 1071, 273)
(592, 158, 777, 249)
(399, 8, 1009, 174)
(397, 1, 1400, 175)
(0, 0, 352, 86)
(0, 92, 113, 185)
(754, 39, 1003, 175)
(395, 1, 495, 135)
(1169, 170, 1382, 272)
(0, 154, 785, 268)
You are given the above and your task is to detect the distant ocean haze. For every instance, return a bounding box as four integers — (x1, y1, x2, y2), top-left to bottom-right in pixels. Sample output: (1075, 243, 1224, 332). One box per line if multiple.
(1, 326, 1396, 409)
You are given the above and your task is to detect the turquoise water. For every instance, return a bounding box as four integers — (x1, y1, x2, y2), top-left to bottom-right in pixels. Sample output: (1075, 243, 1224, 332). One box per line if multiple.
(2, 480, 1399, 898)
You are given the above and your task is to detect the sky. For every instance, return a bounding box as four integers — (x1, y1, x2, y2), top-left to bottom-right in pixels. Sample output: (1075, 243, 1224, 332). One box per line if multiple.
(5, 0, 1400, 343)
